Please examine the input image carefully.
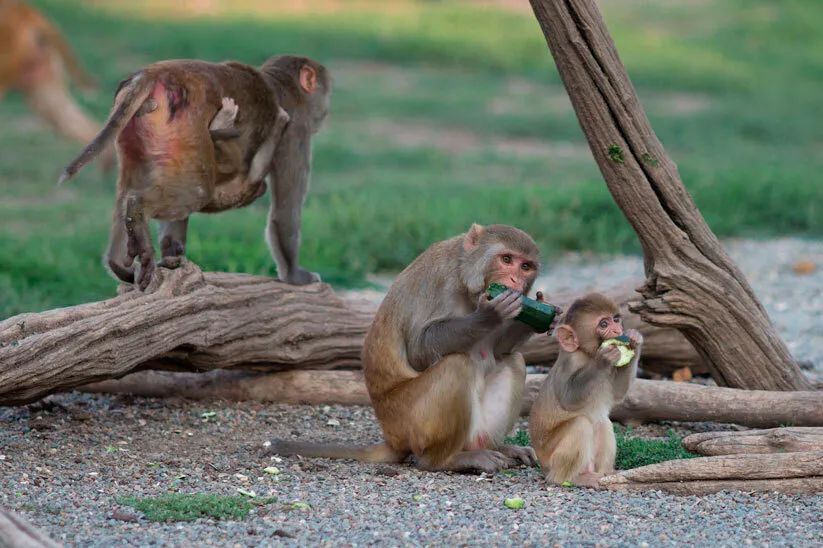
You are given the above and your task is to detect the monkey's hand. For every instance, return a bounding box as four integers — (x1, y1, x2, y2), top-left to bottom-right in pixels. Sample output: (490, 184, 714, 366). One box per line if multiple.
(477, 288, 522, 322)
(625, 328, 643, 350)
(595, 344, 622, 367)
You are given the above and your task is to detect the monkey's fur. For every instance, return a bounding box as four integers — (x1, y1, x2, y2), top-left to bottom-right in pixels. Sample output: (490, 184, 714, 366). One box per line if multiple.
(0, 0, 113, 169)
(529, 293, 642, 487)
(60, 55, 330, 289)
(268, 224, 549, 474)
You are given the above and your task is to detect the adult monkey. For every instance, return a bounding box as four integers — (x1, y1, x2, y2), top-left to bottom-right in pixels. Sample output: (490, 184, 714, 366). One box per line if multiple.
(0, 0, 113, 169)
(268, 224, 556, 473)
(60, 55, 330, 289)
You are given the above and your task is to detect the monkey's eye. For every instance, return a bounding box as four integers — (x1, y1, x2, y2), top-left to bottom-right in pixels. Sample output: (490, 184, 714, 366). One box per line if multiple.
(521, 262, 532, 271)
(501, 255, 513, 264)
(599, 319, 609, 329)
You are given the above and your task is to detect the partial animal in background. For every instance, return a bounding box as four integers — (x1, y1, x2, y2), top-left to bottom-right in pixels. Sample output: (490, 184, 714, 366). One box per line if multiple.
(267, 224, 558, 474)
(59, 55, 331, 290)
(0, 0, 113, 169)
(529, 293, 643, 487)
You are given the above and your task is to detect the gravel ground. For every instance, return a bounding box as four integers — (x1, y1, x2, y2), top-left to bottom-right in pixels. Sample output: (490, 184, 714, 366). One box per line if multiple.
(1, 237, 821, 546)
(1, 396, 821, 547)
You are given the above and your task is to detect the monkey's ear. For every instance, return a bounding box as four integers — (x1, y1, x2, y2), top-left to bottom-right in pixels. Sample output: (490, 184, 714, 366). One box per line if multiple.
(463, 223, 485, 251)
(556, 325, 579, 353)
(299, 65, 318, 94)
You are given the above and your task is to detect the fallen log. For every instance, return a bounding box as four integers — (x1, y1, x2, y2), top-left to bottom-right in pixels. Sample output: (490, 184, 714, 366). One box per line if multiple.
(682, 428, 823, 455)
(0, 262, 369, 406)
(600, 477, 823, 496)
(0, 260, 704, 406)
(607, 378, 823, 428)
(600, 452, 823, 484)
(81, 371, 823, 428)
(0, 509, 60, 548)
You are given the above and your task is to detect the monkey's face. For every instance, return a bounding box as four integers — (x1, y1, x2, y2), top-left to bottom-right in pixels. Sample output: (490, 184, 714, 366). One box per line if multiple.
(594, 313, 622, 341)
(489, 251, 538, 293)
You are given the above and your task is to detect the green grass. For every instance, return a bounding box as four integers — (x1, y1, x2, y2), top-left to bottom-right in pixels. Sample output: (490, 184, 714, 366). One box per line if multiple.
(613, 427, 697, 470)
(118, 493, 275, 522)
(505, 427, 697, 470)
(1, 0, 822, 317)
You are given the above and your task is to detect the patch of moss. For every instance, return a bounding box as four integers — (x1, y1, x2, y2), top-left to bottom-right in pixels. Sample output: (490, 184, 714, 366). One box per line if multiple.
(614, 426, 697, 470)
(118, 493, 276, 523)
(607, 144, 625, 163)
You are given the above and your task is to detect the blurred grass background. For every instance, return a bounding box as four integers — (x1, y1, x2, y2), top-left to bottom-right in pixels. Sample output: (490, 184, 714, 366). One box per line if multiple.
(1, 0, 821, 318)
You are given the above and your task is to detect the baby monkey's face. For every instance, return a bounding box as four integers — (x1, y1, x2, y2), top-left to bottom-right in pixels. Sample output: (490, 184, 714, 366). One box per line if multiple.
(594, 313, 622, 341)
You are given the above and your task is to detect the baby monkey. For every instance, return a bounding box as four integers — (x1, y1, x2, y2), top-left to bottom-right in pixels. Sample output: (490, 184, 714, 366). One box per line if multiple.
(529, 293, 642, 487)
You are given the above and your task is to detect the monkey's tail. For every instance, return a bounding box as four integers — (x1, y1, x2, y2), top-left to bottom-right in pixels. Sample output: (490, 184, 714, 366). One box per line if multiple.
(57, 72, 155, 184)
(265, 440, 406, 463)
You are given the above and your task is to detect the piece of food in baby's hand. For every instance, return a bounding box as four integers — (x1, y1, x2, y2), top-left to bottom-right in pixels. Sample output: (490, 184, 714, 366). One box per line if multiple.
(600, 335, 634, 367)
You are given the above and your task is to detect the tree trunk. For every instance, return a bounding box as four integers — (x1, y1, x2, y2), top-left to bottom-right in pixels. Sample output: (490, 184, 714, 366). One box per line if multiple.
(683, 428, 823, 455)
(81, 370, 823, 428)
(599, 452, 823, 483)
(0, 262, 701, 406)
(0, 509, 60, 548)
(528, 0, 810, 390)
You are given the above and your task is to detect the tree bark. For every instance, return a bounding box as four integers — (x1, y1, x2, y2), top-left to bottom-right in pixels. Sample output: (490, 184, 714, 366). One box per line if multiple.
(0, 509, 60, 548)
(599, 452, 823, 483)
(683, 428, 823, 455)
(528, 0, 810, 390)
(0, 261, 701, 406)
(81, 370, 823, 428)
(601, 477, 823, 496)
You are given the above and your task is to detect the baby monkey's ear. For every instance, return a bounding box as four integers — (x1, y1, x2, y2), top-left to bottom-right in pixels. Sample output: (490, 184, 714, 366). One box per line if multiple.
(556, 324, 579, 353)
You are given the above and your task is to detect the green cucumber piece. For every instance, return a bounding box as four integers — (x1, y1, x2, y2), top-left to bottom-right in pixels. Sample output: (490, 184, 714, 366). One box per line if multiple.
(486, 282, 558, 333)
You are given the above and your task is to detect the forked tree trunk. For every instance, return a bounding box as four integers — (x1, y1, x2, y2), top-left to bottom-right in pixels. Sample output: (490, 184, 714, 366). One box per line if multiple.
(528, 0, 810, 390)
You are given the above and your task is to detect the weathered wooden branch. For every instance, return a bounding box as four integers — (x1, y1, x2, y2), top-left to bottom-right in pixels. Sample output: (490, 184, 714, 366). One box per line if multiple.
(606, 376, 823, 428)
(600, 477, 823, 496)
(529, 0, 809, 390)
(683, 428, 823, 455)
(0, 262, 369, 406)
(599, 452, 823, 494)
(0, 260, 702, 406)
(81, 370, 823, 428)
(0, 509, 60, 548)
(601, 452, 823, 484)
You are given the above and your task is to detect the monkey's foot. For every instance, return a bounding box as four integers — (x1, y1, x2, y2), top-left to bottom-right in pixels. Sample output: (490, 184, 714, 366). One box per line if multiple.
(135, 256, 157, 291)
(158, 255, 185, 269)
(281, 268, 321, 286)
(499, 444, 538, 467)
(211, 97, 239, 130)
(444, 449, 515, 474)
(570, 472, 605, 489)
